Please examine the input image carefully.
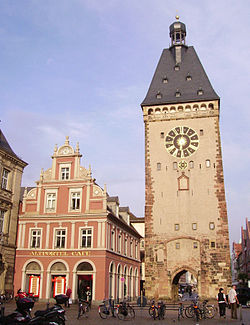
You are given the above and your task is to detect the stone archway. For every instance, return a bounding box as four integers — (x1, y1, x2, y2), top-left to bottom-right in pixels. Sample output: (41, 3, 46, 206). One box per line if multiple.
(171, 268, 198, 301)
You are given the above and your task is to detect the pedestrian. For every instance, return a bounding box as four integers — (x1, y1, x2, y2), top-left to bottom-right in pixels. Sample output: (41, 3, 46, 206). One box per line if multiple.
(85, 286, 92, 308)
(217, 288, 227, 318)
(65, 287, 72, 308)
(228, 285, 239, 319)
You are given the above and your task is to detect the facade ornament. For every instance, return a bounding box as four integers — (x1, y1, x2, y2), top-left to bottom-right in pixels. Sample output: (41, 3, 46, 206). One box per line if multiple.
(23, 187, 27, 198)
(54, 144, 58, 153)
(76, 142, 80, 153)
(65, 136, 69, 145)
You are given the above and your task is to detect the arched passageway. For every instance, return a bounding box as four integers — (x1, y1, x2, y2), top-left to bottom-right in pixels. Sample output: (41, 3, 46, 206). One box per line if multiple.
(172, 269, 197, 301)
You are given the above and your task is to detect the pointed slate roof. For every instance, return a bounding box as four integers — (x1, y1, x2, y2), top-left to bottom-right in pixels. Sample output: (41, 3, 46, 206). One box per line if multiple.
(0, 129, 18, 158)
(141, 46, 219, 106)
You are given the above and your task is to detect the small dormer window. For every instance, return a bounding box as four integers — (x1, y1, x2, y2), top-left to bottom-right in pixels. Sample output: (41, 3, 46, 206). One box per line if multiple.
(175, 90, 181, 97)
(186, 74, 192, 81)
(156, 91, 162, 99)
(197, 88, 203, 96)
(174, 65, 180, 71)
(162, 76, 168, 83)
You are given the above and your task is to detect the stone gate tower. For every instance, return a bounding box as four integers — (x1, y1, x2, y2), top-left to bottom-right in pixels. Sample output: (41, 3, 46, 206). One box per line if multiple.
(142, 17, 231, 299)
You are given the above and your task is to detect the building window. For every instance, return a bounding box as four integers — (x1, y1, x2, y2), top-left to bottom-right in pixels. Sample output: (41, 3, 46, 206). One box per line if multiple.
(46, 193, 56, 210)
(111, 230, 115, 251)
(124, 238, 127, 256)
(160, 132, 164, 138)
(210, 241, 216, 248)
(141, 239, 144, 248)
(1, 169, 9, 190)
(206, 159, 211, 168)
(135, 242, 138, 259)
(173, 162, 178, 170)
(61, 167, 70, 180)
(209, 222, 215, 230)
(157, 163, 161, 171)
(0, 210, 5, 233)
(30, 229, 41, 248)
(71, 192, 80, 210)
(130, 240, 133, 257)
(200, 129, 204, 136)
(186, 74, 192, 81)
(80, 228, 92, 248)
(162, 76, 168, 83)
(118, 234, 121, 253)
(192, 223, 197, 230)
(55, 229, 66, 248)
(189, 161, 194, 169)
(176, 242, 180, 249)
(175, 224, 180, 231)
(193, 242, 198, 249)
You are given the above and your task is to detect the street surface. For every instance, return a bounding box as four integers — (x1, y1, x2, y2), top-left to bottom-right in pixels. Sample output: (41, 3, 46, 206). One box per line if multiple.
(2, 301, 250, 324)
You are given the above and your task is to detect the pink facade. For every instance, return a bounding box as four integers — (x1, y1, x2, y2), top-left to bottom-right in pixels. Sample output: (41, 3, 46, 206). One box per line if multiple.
(14, 137, 141, 301)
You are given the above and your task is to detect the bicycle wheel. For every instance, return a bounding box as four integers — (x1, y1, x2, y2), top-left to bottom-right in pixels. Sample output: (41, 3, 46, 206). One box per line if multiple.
(149, 306, 158, 319)
(99, 305, 108, 319)
(127, 306, 135, 319)
(204, 305, 216, 319)
(117, 306, 126, 320)
(185, 305, 194, 318)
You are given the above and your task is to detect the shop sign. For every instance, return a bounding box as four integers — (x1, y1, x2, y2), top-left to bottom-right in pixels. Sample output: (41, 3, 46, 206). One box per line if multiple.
(31, 251, 90, 257)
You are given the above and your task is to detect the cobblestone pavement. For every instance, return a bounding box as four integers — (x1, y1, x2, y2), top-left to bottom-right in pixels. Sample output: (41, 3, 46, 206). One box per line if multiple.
(2, 301, 250, 324)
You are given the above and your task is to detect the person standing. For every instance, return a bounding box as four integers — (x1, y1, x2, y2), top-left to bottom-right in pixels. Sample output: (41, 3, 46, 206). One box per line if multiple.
(228, 285, 239, 319)
(217, 288, 227, 318)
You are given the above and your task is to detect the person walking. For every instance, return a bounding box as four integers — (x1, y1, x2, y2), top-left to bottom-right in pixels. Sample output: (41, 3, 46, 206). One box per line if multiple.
(65, 287, 72, 308)
(217, 288, 227, 318)
(228, 285, 239, 319)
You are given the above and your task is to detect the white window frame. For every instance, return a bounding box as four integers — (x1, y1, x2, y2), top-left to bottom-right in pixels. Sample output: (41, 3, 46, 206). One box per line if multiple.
(130, 240, 133, 257)
(118, 233, 122, 253)
(54, 228, 67, 249)
(135, 242, 138, 259)
(68, 188, 82, 212)
(1, 169, 9, 190)
(79, 227, 93, 249)
(44, 189, 58, 213)
(111, 230, 115, 251)
(60, 164, 71, 180)
(0, 210, 5, 233)
(124, 237, 128, 256)
(30, 228, 42, 249)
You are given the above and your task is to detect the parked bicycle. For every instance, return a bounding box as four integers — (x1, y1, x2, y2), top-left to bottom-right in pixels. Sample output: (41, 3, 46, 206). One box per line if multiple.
(98, 298, 117, 319)
(185, 299, 216, 319)
(77, 299, 90, 319)
(149, 299, 158, 320)
(117, 299, 135, 321)
(157, 301, 165, 320)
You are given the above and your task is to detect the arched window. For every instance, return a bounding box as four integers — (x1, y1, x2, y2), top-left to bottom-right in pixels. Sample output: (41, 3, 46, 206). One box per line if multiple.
(189, 161, 194, 169)
(148, 109, 153, 115)
(206, 159, 211, 168)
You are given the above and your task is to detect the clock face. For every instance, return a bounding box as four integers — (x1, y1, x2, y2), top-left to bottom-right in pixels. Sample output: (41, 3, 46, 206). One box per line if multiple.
(165, 126, 199, 158)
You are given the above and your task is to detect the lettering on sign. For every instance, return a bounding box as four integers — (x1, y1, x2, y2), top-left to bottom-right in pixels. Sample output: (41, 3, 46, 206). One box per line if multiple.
(31, 251, 90, 257)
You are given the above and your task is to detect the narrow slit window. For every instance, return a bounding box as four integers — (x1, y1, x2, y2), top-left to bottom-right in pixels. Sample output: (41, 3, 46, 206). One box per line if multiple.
(157, 163, 161, 171)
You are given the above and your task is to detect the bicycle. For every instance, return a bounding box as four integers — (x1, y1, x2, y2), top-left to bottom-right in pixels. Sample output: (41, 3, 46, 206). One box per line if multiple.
(185, 299, 216, 319)
(117, 299, 135, 321)
(77, 299, 90, 319)
(98, 299, 117, 319)
(157, 301, 166, 320)
(148, 299, 158, 320)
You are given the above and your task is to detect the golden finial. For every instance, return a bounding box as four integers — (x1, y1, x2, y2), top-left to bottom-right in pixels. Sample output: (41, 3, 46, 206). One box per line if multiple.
(65, 136, 69, 145)
(175, 15, 179, 21)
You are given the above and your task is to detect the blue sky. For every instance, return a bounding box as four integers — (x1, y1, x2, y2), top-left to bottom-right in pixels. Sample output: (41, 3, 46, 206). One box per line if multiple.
(0, 0, 249, 245)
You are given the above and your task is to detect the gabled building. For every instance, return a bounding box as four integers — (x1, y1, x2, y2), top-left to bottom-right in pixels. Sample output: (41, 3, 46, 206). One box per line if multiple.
(0, 129, 27, 295)
(14, 137, 141, 301)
